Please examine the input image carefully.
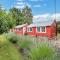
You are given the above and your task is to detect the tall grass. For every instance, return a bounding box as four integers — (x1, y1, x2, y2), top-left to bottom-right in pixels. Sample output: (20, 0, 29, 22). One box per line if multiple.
(17, 36, 33, 49)
(2, 33, 60, 60)
(6, 32, 20, 44)
(0, 34, 23, 60)
(28, 42, 56, 60)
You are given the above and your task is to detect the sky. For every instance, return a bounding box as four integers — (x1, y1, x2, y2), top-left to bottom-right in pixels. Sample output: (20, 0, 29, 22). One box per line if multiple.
(0, 0, 60, 21)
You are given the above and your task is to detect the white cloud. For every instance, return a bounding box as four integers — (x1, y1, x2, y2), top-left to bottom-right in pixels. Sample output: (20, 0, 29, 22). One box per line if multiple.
(51, 13, 60, 21)
(33, 13, 49, 18)
(16, 0, 25, 9)
(33, 13, 60, 21)
(52, 14, 60, 18)
(33, 5, 41, 7)
(15, 5, 24, 9)
(17, 2, 25, 5)
(26, 3, 31, 8)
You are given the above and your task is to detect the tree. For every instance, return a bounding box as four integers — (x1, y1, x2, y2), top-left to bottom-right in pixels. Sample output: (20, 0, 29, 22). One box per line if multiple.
(9, 8, 23, 25)
(0, 5, 16, 34)
(0, 4, 6, 17)
(22, 6, 33, 24)
(0, 16, 8, 34)
(5, 13, 16, 29)
(0, 5, 9, 34)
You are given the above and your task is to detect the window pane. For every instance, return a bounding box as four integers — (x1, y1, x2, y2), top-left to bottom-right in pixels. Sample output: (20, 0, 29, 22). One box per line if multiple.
(37, 27, 40, 32)
(41, 27, 45, 32)
(27, 27, 32, 32)
(30, 27, 32, 31)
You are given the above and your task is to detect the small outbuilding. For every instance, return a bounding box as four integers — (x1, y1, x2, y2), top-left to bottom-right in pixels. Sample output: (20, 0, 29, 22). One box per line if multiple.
(10, 23, 28, 35)
(27, 20, 57, 38)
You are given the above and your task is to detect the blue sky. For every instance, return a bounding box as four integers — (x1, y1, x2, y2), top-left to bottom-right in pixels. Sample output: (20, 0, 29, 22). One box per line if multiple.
(0, 0, 60, 15)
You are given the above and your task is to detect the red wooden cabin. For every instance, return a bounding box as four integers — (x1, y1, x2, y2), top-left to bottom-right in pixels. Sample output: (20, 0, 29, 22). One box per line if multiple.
(10, 23, 28, 35)
(27, 20, 57, 38)
(10, 19, 57, 38)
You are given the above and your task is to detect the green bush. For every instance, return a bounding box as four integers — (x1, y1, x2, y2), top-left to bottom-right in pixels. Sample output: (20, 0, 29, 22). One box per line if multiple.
(0, 34, 22, 60)
(28, 43, 56, 60)
(0, 16, 9, 34)
(6, 32, 20, 44)
(17, 36, 32, 49)
(18, 39, 31, 49)
(0, 34, 7, 43)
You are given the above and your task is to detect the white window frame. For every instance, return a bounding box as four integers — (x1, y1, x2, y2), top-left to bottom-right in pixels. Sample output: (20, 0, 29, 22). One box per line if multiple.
(36, 26, 46, 33)
(41, 27, 46, 33)
(27, 27, 32, 32)
(36, 27, 41, 32)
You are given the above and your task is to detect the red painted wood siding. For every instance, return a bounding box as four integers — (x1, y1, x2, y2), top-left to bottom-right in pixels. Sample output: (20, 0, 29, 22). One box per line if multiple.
(27, 27, 48, 37)
(27, 26, 56, 38)
(15, 28, 23, 35)
(27, 27, 36, 36)
(10, 21, 57, 38)
(27, 21, 57, 38)
(11, 25, 27, 35)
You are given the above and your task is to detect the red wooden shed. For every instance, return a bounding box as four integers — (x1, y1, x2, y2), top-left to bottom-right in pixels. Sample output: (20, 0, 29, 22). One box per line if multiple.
(10, 23, 28, 35)
(27, 20, 57, 38)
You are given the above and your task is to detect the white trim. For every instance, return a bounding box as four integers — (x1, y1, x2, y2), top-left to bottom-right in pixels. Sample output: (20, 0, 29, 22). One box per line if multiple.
(41, 27, 46, 33)
(36, 26, 46, 33)
(36, 27, 41, 32)
(27, 27, 32, 32)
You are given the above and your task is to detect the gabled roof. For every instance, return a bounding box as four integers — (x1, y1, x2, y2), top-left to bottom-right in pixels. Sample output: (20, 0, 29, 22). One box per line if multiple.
(33, 17, 52, 23)
(14, 23, 27, 28)
(27, 20, 55, 27)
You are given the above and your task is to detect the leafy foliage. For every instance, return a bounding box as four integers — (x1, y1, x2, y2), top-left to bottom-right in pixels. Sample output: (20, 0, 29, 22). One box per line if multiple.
(9, 8, 24, 25)
(0, 16, 8, 34)
(6, 32, 20, 44)
(0, 5, 33, 34)
(22, 6, 33, 24)
(0, 5, 16, 34)
(5, 14, 16, 29)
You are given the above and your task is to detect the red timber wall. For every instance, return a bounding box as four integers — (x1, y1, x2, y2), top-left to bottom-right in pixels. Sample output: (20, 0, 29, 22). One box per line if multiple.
(11, 28, 23, 35)
(27, 27, 50, 37)
(27, 27, 36, 36)
(15, 28, 23, 35)
(11, 25, 27, 35)
(48, 21, 57, 38)
(27, 21, 57, 38)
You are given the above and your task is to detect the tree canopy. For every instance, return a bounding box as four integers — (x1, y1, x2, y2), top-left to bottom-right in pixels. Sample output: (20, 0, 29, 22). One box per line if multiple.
(0, 5, 33, 34)
(22, 6, 33, 24)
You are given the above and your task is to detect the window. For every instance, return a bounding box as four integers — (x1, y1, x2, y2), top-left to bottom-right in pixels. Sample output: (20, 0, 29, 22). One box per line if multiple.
(36, 27, 46, 33)
(27, 27, 32, 32)
(37, 27, 40, 32)
(41, 27, 46, 32)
